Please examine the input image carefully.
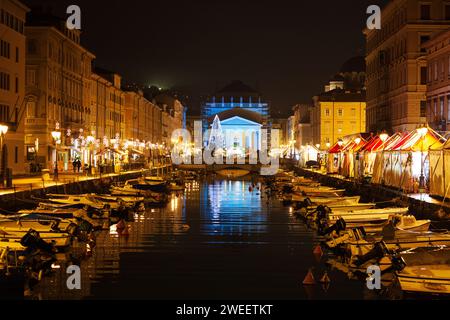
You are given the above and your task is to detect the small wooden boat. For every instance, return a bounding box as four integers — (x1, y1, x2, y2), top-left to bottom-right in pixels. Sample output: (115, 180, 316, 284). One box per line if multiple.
(329, 208, 409, 223)
(142, 176, 168, 192)
(292, 188, 346, 197)
(290, 195, 362, 205)
(0, 229, 71, 249)
(111, 185, 168, 205)
(168, 183, 185, 192)
(396, 247, 450, 295)
(45, 194, 109, 210)
(19, 208, 107, 230)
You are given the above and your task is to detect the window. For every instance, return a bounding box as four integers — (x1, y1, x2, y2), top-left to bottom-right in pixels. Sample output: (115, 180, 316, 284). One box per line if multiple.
(447, 96, 450, 122)
(420, 35, 430, 53)
(441, 97, 445, 120)
(0, 104, 10, 122)
(27, 39, 36, 54)
(0, 40, 10, 59)
(15, 47, 18, 63)
(15, 77, 18, 93)
(419, 101, 426, 118)
(351, 108, 356, 117)
(0, 72, 10, 91)
(445, 4, 450, 20)
(338, 109, 343, 117)
(420, 4, 431, 20)
(27, 70, 36, 86)
(325, 109, 330, 116)
(434, 62, 438, 81)
(420, 66, 427, 84)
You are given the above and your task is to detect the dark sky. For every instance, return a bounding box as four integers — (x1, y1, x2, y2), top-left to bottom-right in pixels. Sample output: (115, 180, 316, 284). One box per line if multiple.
(24, 0, 388, 116)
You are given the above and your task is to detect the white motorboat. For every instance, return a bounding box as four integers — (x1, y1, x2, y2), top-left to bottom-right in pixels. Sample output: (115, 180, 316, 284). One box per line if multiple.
(45, 194, 110, 210)
(292, 188, 346, 197)
(329, 207, 409, 223)
(290, 195, 362, 205)
(396, 247, 450, 295)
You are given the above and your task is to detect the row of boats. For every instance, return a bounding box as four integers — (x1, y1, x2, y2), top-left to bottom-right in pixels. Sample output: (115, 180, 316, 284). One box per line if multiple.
(0, 173, 191, 292)
(273, 171, 450, 297)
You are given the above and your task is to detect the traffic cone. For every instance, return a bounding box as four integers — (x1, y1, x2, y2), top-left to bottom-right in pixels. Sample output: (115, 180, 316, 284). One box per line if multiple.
(303, 269, 316, 285)
(313, 245, 323, 257)
(319, 271, 331, 284)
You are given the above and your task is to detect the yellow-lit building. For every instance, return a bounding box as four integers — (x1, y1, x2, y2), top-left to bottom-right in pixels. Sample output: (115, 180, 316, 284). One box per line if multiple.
(311, 57, 367, 148)
(0, 0, 29, 179)
(311, 91, 366, 148)
(365, 0, 450, 133)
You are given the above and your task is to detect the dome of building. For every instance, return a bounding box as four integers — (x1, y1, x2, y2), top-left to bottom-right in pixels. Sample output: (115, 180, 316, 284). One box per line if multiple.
(216, 81, 259, 97)
(340, 56, 366, 73)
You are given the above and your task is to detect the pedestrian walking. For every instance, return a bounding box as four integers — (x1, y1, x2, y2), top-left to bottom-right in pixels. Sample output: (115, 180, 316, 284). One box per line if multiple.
(72, 159, 77, 173)
(77, 159, 82, 173)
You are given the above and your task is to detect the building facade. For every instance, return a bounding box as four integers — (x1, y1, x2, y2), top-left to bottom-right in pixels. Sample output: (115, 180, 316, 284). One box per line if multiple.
(311, 57, 367, 148)
(365, 0, 450, 133)
(201, 81, 270, 151)
(311, 91, 367, 148)
(0, 0, 29, 179)
(292, 104, 313, 148)
(24, 10, 95, 172)
(424, 29, 450, 133)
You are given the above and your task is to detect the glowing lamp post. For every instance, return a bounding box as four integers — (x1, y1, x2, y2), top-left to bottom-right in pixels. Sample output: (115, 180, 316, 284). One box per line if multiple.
(0, 124, 9, 187)
(51, 129, 61, 180)
(418, 127, 429, 192)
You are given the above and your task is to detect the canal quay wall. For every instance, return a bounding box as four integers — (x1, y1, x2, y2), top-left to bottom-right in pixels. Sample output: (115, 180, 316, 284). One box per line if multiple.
(0, 171, 149, 212)
(288, 166, 450, 222)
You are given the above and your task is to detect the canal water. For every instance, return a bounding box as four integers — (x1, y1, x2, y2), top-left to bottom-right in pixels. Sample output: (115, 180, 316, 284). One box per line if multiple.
(32, 179, 376, 300)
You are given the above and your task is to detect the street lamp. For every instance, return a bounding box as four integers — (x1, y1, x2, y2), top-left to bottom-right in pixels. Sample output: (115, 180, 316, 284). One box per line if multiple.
(51, 129, 61, 180)
(418, 126, 428, 192)
(0, 124, 9, 188)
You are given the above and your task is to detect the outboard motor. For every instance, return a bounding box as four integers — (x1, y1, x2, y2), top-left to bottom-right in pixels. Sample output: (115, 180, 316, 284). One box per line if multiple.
(316, 205, 331, 224)
(391, 255, 407, 272)
(66, 223, 81, 237)
(354, 241, 389, 267)
(20, 230, 55, 253)
(319, 218, 347, 236)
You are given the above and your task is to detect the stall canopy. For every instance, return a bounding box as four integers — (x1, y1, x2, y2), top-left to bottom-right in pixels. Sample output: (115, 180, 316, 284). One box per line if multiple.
(371, 127, 444, 193)
(429, 138, 450, 199)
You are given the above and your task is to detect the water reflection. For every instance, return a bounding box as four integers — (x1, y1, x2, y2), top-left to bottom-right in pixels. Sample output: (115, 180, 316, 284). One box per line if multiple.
(29, 179, 364, 300)
(201, 180, 267, 236)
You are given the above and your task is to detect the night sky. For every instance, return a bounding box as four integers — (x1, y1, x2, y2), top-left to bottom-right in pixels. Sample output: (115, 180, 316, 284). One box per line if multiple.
(24, 0, 388, 116)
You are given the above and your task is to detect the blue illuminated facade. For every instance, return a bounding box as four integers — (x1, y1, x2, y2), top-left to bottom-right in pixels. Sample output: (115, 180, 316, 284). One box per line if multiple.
(201, 81, 270, 134)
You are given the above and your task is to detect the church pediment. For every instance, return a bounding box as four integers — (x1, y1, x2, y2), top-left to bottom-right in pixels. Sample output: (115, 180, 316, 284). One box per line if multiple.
(220, 116, 262, 127)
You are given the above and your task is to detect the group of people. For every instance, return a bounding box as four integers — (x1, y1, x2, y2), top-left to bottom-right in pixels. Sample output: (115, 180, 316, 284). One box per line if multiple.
(72, 159, 89, 173)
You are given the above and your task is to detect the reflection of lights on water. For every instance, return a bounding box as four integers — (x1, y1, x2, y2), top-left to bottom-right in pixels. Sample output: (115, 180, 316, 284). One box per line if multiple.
(170, 197, 179, 211)
(134, 213, 145, 222)
(289, 207, 294, 214)
(151, 209, 156, 213)
(51, 264, 61, 269)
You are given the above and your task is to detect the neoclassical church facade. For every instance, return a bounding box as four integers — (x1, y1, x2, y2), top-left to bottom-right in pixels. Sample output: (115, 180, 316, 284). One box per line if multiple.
(201, 81, 270, 152)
